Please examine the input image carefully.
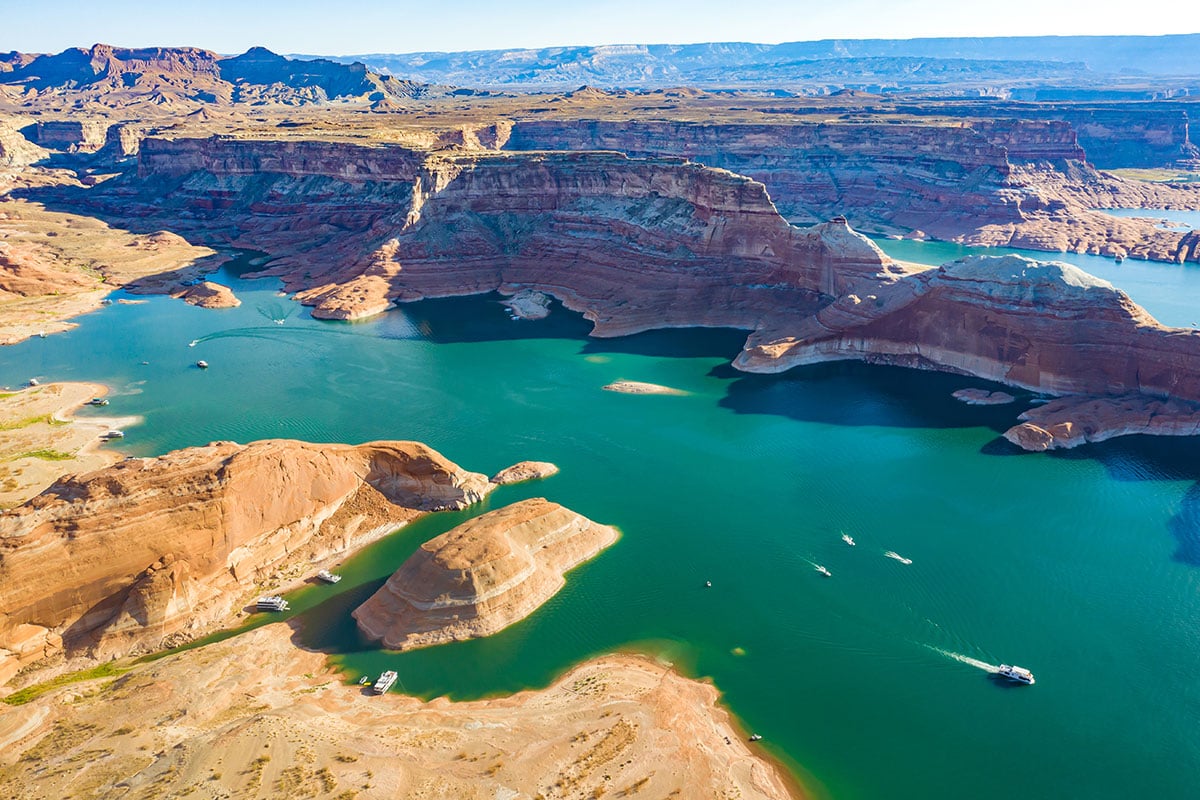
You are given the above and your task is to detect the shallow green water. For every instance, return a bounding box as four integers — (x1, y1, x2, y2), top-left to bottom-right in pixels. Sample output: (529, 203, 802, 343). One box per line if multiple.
(4, 253, 1200, 799)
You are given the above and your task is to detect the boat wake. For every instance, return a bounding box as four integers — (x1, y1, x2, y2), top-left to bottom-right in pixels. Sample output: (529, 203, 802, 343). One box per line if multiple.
(257, 301, 296, 325)
(884, 551, 913, 565)
(929, 647, 1000, 673)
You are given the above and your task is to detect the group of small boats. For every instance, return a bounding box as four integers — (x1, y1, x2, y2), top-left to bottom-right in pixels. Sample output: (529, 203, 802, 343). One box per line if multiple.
(813, 531, 909, 578)
(811, 533, 1036, 686)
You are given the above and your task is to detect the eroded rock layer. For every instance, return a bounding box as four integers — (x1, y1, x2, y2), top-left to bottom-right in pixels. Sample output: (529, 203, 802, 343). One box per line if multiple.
(354, 498, 618, 651)
(47, 135, 1200, 449)
(738, 255, 1200, 394)
(0, 439, 492, 681)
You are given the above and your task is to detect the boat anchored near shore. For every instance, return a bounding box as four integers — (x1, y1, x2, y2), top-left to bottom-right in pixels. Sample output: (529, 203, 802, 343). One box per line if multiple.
(316, 569, 342, 584)
(256, 595, 289, 612)
(372, 670, 398, 694)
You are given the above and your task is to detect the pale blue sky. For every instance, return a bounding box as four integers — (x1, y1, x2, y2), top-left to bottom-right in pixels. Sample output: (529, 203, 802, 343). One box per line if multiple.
(1, 0, 1196, 55)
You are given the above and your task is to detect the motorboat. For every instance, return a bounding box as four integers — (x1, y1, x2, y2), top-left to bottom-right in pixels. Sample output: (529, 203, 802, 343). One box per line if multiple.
(87, 397, 110, 406)
(841, 533, 856, 546)
(317, 569, 343, 584)
(705, 580, 712, 588)
(815, 565, 832, 577)
(256, 595, 289, 612)
(748, 734, 763, 742)
(195, 360, 209, 369)
(996, 665, 1035, 685)
(372, 670, 398, 694)
(102, 430, 125, 439)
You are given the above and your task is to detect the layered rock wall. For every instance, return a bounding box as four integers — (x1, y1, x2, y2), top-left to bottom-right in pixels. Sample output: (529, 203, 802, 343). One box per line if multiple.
(353, 498, 618, 650)
(737, 255, 1200, 445)
(0, 439, 492, 679)
(504, 119, 1020, 231)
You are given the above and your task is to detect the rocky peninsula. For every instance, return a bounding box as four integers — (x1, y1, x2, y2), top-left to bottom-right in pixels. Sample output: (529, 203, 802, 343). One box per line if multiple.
(0, 439, 493, 683)
(354, 498, 619, 651)
(0, 623, 796, 800)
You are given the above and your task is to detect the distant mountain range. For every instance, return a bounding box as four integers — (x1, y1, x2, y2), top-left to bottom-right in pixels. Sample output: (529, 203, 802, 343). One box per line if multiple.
(0, 45, 452, 108)
(302, 34, 1200, 90)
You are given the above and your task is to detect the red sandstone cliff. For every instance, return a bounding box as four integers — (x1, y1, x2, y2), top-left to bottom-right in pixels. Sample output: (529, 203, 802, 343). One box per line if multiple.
(59, 135, 1200, 451)
(501, 118, 1200, 262)
(0, 439, 492, 683)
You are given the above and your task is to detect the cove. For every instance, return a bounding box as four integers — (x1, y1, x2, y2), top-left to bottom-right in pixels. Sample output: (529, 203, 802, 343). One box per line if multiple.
(2, 251, 1199, 800)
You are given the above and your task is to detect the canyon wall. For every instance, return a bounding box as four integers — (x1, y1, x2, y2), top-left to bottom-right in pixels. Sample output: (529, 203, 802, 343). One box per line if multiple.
(502, 117, 1200, 259)
(505, 119, 1022, 232)
(0, 439, 492, 682)
(48, 134, 1200, 450)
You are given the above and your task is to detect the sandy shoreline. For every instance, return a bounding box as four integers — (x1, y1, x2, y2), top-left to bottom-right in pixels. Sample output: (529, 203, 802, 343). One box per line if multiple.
(0, 622, 804, 799)
(0, 381, 138, 508)
(603, 379, 689, 395)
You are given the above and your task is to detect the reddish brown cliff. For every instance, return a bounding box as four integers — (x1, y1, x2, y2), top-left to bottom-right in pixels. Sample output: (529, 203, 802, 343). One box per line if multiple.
(0, 439, 492, 682)
(354, 498, 618, 651)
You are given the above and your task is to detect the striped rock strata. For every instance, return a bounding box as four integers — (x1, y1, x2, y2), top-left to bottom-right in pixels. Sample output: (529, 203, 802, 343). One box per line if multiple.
(354, 498, 618, 651)
(0, 439, 491, 684)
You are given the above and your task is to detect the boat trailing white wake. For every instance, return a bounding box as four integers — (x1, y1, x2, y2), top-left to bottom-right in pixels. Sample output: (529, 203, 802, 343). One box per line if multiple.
(884, 551, 913, 564)
(931, 647, 1001, 673)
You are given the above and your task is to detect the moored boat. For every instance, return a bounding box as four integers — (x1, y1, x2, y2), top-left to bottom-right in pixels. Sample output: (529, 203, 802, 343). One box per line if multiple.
(317, 569, 342, 584)
(372, 670, 398, 694)
(256, 595, 289, 612)
(195, 360, 209, 369)
(996, 664, 1035, 685)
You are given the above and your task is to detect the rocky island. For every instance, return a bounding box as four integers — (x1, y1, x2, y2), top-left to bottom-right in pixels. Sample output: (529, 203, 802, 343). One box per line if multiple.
(354, 498, 619, 650)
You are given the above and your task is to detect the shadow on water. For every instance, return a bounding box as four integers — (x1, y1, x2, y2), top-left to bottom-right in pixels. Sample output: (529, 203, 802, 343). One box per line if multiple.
(720, 361, 1035, 433)
(1043, 435, 1200, 566)
(397, 293, 750, 360)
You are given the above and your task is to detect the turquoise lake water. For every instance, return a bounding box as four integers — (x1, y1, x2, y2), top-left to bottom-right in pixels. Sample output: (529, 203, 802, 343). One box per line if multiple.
(3, 249, 1199, 799)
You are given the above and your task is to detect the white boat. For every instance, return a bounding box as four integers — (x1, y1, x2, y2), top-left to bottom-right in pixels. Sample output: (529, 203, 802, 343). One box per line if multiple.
(372, 670, 398, 694)
(256, 595, 289, 612)
(884, 551, 913, 565)
(317, 569, 342, 584)
(195, 360, 209, 369)
(27, 378, 39, 387)
(102, 430, 125, 439)
(87, 397, 110, 406)
(815, 565, 832, 577)
(841, 533, 856, 546)
(996, 665, 1035, 685)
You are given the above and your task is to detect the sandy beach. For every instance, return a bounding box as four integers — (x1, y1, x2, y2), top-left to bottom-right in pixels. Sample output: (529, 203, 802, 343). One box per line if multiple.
(602, 380, 688, 396)
(0, 622, 802, 799)
(0, 381, 138, 508)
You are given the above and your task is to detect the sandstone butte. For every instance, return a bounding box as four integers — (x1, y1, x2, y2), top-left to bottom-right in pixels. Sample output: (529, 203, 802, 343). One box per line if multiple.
(0, 439, 493, 685)
(62, 135, 1200, 450)
(171, 279, 240, 308)
(354, 498, 618, 651)
(0, 623, 797, 800)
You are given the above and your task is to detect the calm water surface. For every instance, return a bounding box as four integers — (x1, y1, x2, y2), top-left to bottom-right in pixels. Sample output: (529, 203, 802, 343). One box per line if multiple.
(3, 252, 1199, 800)
(1095, 207, 1200, 230)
